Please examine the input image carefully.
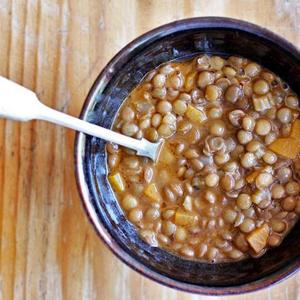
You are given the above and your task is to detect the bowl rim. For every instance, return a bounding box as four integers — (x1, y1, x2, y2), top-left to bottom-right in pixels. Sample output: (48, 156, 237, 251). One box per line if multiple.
(75, 16, 300, 295)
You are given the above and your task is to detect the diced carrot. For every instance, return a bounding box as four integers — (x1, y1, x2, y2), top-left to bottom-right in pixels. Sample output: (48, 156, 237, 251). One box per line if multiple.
(246, 170, 260, 184)
(108, 173, 125, 193)
(174, 209, 198, 226)
(290, 119, 300, 140)
(185, 105, 207, 123)
(268, 138, 300, 159)
(144, 183, 162, 202)
(246, 224, 270, 253)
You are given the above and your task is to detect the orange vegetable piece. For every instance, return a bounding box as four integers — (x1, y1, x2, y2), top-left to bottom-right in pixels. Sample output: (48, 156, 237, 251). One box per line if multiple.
(290, 119, 300, 140)
(158, 144, 175, 164)
(174, 209, 198, 226)
(268, 138, 300, 159)
(144, 183, 162, 202)
(184, 72, 197, 92)
(246, 224, 270, 253)
(185, 104, 207, 123)
(108, 173, 125, 193)
(246, 170, 260, 184)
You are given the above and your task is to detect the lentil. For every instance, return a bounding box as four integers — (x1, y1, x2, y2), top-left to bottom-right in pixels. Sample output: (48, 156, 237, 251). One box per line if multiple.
(253, 79, 269, 95)
(281, 196, 297, 211)
(277, 107, 292, 124)
(255, 119, 271, 136)
(237, 194, 252, 210)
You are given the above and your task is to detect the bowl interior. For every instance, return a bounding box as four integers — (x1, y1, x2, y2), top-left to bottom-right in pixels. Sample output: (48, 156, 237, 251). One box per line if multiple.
(77, 19, 300, 293)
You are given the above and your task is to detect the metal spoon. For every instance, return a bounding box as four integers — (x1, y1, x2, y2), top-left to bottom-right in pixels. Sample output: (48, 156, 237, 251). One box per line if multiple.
(0, 76, 163, 161)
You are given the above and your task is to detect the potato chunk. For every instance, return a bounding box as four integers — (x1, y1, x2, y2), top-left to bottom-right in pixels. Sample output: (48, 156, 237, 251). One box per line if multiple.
(246, 224, 269, 253)
(158, 144, 175, 164)
(268, 138, 300, 159)
(109, 173, 125, 192)
(253, 95, 272, 111)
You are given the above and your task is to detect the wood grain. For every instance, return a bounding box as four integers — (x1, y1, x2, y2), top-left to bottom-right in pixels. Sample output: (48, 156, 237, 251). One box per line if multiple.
(0, 0, 300, 299)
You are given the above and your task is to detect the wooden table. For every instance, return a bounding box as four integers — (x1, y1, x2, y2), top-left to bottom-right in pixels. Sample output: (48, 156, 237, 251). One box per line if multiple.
(0, 0, 299, 299)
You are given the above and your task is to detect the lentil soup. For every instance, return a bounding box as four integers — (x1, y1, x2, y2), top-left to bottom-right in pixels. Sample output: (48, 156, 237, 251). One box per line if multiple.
(107, 55, 300, 263)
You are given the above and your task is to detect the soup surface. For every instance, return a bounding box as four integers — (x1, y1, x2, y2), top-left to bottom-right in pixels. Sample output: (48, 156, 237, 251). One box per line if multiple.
(107, 55, 300, 262)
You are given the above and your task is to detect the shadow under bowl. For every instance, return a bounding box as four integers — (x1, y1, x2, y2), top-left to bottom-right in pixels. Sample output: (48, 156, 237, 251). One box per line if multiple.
(75, 17, 300, 295)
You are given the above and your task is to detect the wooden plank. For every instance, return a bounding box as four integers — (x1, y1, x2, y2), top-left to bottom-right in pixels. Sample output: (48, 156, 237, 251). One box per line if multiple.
(0, 0, 299, 299)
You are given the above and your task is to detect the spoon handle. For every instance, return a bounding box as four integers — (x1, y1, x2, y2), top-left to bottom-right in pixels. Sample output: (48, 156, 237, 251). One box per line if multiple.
(39, 104, 161, 160)
(0, 76, 162, 161)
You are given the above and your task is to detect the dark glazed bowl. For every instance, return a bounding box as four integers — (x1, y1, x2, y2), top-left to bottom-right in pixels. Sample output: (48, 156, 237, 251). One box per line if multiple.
(75, 17, 300, 295)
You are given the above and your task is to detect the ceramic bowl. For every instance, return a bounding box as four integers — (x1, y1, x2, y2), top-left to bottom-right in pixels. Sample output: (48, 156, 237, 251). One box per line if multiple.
(75, 17, 300, 295)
